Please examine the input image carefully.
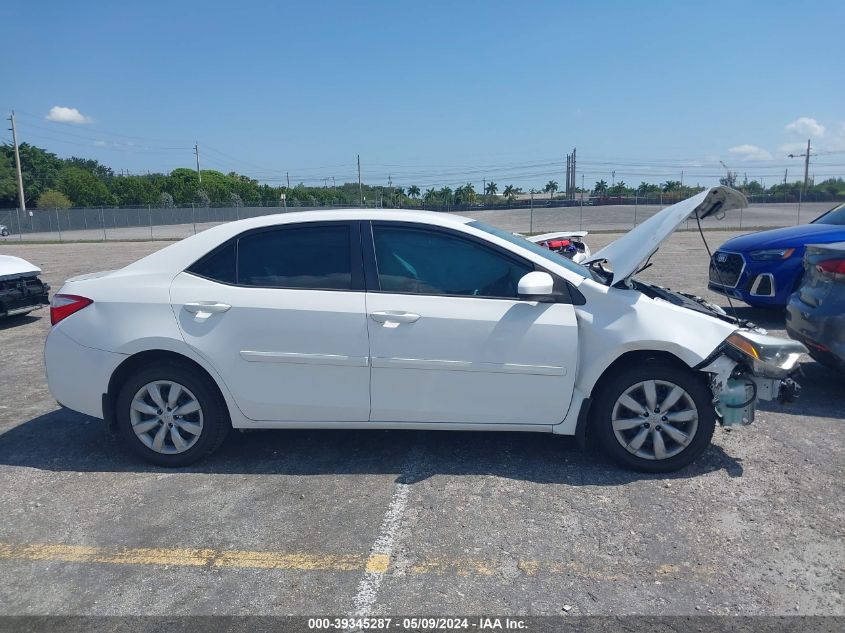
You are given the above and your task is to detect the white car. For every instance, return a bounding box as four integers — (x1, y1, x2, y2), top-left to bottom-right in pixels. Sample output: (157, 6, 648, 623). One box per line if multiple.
(44, 186, 805, 471)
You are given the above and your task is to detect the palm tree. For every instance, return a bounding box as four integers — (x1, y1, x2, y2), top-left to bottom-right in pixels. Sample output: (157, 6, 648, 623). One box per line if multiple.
(544, 180, 559, 200)
(503, 185, 518, 201)
(423, 188, 436, 203)
(594, 180, 608, 196)
(407, 185, 421, 199)
(485, 181, 498, 202)
(438, 186, 453, 206)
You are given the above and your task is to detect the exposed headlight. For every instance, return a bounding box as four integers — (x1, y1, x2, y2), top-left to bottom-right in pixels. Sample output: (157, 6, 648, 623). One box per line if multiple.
(725, 331, 807, 378)
(749, 247, 795, 261)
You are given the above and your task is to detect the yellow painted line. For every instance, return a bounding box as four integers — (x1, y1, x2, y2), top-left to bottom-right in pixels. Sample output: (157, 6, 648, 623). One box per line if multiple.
(0, 541, 714, 581)
(0, 542, 365, 572)
(365, 553, 390, 574)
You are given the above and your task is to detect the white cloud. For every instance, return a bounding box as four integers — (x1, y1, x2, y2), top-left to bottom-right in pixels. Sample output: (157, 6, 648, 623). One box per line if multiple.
(45, 106, 93, 124)
(93, 140, 107, 147)
(785, 117, 824, 137)
(728, 144, 772, 161)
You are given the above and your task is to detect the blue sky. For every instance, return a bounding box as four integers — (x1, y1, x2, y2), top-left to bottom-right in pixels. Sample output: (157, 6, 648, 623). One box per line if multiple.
(3, 0, 844, 190)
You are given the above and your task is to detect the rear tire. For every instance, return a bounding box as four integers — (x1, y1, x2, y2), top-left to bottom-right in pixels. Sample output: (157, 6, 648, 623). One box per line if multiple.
(593, 360, 716, 473)
(116, 361, 230, 466)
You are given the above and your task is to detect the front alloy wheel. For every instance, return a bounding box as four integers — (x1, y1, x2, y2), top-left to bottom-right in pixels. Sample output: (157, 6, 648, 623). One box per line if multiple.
(611, 380, 698, 461)
(594, 361, 716, 472)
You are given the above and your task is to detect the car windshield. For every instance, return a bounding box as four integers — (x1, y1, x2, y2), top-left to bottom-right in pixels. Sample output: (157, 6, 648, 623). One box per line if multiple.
(468, 221, 594, 280)
(812, 202, 845, 225)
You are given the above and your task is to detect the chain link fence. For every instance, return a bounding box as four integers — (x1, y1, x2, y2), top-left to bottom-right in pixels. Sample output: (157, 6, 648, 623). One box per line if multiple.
(0, 196, 841, 242)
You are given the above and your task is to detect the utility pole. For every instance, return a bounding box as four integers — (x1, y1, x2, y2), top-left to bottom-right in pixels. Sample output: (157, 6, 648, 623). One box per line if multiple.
(286, 171, 290, 189)
(357, 155, 363, 207)
(783, 168, 788, 185)
(571, 148, 576, 199)
(194, 142, 202, 183)
(565, 154, 571, 199)
(8, 111, 26, 214)
(788, 139, 813, 193)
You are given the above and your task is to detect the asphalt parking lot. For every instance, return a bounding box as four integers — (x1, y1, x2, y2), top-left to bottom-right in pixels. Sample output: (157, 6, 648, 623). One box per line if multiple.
(0, 230, 842, 616)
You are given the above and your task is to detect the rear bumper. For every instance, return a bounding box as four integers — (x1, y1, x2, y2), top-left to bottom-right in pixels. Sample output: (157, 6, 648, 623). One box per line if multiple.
(44, 328, 126, 418)
(785, 296, 845, 367)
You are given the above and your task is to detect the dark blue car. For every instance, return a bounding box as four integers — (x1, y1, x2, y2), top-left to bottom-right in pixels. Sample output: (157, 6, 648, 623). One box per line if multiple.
(708, 202, 845, 307)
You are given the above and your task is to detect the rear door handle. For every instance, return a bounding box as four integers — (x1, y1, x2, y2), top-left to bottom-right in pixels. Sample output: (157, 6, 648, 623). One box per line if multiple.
(370, 311, 421, 326)
(184, 302, 231, 320)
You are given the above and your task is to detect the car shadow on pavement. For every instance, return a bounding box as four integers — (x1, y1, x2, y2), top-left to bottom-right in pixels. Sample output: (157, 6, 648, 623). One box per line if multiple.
(0, 314, 39, 331)
(757, 358, 845, 419)
(0, 408, 744, 484)
(727, 305, 787, 330)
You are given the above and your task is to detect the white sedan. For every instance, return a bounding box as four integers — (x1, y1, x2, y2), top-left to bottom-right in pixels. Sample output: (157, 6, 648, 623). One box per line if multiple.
(45, 186, 805, 471)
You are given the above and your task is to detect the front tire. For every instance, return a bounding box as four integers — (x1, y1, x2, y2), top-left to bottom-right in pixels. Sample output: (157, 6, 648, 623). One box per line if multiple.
(593, 361, 716, 472)
(116, 361, 230, 466)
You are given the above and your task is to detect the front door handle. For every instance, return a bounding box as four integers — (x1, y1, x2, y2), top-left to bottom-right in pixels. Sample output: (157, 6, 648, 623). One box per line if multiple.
(370, 311, 421, 326)
(184, 302, 231, 320)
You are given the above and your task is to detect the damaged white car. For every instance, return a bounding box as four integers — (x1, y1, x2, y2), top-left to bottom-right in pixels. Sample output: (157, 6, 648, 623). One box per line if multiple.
(44, 186, 804, 470)
(0, 255, 50, 318)
(520, 230, 591, 264)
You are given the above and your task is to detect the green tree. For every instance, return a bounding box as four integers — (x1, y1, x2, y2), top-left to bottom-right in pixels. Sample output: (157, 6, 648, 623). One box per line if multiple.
(594, 180, 608, 196)
(661, 180, 682, 192)
(608, 181, 629, 196)
(37, 189, 72, 209)
(485, 181, 498, 199)
(423, 188, 436, 203)
(57, 166, 114, 206)
(503, 185, 520, 201)
(544, 180, 558, 199)
(407, 185, 420, 199)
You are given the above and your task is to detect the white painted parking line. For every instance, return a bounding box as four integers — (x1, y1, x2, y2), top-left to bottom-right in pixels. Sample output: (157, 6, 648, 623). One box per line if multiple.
(351, 446, 423, 616)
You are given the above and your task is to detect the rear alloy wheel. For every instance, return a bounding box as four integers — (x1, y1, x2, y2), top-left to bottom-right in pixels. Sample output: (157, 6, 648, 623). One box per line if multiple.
(116, 361, 229, 466)
(129, 380, 204, 455)
(594, 361, 716, 472)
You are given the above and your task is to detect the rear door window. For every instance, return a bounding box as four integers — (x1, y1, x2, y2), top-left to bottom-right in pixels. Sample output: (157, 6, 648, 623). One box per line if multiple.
(237, 224, 352, 289)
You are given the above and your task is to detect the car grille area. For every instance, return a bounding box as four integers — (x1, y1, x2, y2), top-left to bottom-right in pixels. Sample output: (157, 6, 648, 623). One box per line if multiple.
(0, 276, 50, 316)
(709, 252, 744, 288)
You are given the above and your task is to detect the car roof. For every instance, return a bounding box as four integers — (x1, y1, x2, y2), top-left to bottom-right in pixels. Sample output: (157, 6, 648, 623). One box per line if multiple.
(121, 209, 476, 275)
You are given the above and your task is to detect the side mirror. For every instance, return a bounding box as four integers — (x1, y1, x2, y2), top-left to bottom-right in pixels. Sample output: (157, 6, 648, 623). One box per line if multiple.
(518, 271, 554, 301)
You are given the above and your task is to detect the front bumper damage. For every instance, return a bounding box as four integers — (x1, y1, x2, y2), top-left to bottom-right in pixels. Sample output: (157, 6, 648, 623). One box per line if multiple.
(699, 355, 801, 426)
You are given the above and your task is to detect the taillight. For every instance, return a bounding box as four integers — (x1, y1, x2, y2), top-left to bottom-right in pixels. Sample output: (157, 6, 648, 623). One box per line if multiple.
(50, 294, 93, 325)
(816, 258, 845, 283)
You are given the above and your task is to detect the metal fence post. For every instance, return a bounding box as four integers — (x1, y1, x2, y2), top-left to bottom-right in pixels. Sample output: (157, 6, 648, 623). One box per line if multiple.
(579, 195, 583, 231)
(149, 204, 153, 240)
(16, 208, 23, 240)
(192, 203, 197, 234)
(634, 194, 638, 228)
(101, 207, 107, 241)
(56, 208, 62, 242)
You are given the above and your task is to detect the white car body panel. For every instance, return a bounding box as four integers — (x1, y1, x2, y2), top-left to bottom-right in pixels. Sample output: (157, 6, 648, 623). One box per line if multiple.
(45, 192, 748, 437)
(0, 255, 41, 281)
(170, 272, 370, 422)
(366, 292, 578, 424)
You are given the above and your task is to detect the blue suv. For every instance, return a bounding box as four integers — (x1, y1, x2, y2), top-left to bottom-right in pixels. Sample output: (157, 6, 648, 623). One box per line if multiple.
(709, 202, 845, 307)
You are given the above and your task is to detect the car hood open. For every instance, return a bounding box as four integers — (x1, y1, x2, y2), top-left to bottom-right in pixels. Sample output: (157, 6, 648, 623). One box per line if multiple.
(584, 186, 747, 285)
